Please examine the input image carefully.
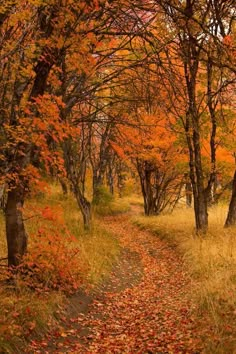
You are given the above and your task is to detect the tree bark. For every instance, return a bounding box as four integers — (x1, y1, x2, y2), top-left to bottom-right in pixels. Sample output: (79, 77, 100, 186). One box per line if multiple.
(62, 138, 92, 229)
(225, 170, 236, 227)
(204, 56, 217, 206)
(185, 181, 192, 207)
(5, 186, 28, 266)
(107, 164, 114, 195)
(74, 187, 91, 230)
(91, 124, 111, 202)
(183, 24, 208, 233)
(192, 129, 208, 232)
(185, 111, 208, 232)
(92, 172, 104, 202)
(0, 183, 7, 210)
(59, 178, 68, 196)
(137, 160, 156, 216)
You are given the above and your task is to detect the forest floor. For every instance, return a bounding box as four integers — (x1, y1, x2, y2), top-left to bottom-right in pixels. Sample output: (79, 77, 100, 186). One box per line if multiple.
(25, 207, 207, 354)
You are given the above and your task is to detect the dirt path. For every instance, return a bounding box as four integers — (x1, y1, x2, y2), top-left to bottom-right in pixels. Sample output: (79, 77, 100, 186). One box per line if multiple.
(27, 212, 203, 353)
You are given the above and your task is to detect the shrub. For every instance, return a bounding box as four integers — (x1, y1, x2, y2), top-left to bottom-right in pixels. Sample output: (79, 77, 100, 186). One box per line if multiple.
(16, 204, 87, 294)
(92, 186, 114, 206)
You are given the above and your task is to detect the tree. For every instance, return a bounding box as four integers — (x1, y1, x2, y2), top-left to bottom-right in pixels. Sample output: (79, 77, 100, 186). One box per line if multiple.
(105, 54, 187, 215)
(1, 0, 109, 263)
(223, 31, 236, 226)
(225, 171, 236, 227)
(155, 0, 235, 232)
(0, 2, 65, 266)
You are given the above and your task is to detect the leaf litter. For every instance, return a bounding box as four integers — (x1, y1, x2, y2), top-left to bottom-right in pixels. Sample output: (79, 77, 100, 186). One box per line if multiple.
(26, 213, 204, 353)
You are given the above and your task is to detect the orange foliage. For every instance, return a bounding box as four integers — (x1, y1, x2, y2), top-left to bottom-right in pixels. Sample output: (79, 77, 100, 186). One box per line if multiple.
(18, 204, 86, 294)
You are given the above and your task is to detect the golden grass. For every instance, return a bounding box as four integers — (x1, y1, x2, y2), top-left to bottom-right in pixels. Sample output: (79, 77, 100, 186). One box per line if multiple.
(133, 204, 236, 353)
(43, 184, 121, 284)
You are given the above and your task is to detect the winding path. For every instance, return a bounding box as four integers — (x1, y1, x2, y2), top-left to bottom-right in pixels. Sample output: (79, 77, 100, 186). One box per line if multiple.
(27, 212, 204, 353)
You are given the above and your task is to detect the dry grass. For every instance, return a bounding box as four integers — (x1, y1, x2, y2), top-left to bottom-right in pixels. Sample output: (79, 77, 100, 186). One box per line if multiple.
(46, 184, 121, 284)
(133, 204, 236, 353)
(62, 196, 121, 284)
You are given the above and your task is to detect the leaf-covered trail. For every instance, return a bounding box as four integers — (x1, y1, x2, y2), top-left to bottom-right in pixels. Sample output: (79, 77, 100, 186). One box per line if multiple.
(28, 213, 203, 353)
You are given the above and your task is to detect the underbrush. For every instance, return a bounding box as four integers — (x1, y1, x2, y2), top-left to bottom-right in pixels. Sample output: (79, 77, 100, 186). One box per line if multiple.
(0, 288, 63, 353)
(123, 194, 143, 207)
(93, 186, 130, 216)
(94, 198, 130, 216)
(0, 183, 120, 353)
(133, 205, 236, 353)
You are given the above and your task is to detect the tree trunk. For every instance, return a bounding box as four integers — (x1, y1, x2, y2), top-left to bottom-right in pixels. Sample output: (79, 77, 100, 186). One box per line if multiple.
(108, 174, 114, 195)
(117, 169, 124, 198)
(225, 170, 236, 227)
(194, 192, 208, 232)
(185, 181, 192, 207)
(74, 187, 91, 230)
(107, 164, 114, 195)
(144, 184, 155, 215)
(137, 160, 156, 216)
(92, 153, 109, 202)
(180, 0, 208, 233)
(184, 60, 208, 232)
(5, 186, 28, 267)
(193, 130, 208, 232)
(59, 178, 68, 196)
(92, 172, 104, 203)
(204, 55, 217, 207)
(185, 120, 208, 232)
(0, 183, 7, 210)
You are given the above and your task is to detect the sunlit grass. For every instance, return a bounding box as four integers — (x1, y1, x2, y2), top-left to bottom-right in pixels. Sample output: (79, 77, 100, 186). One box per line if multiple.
(133, 204, 236, 352)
